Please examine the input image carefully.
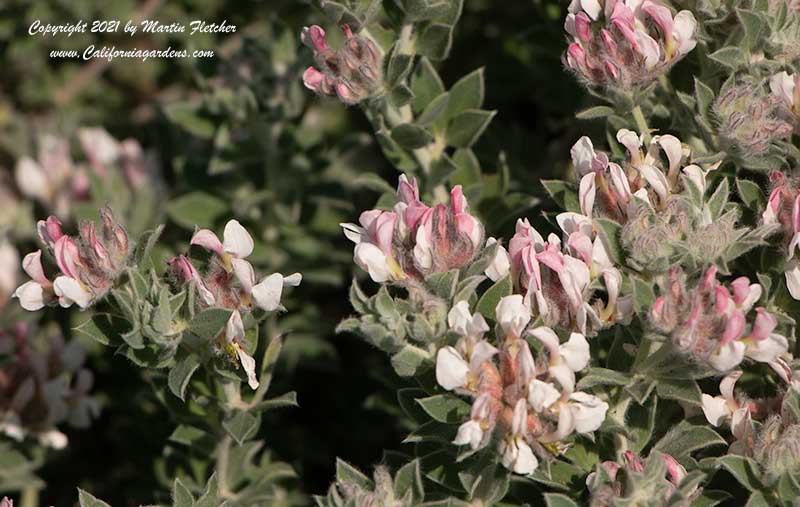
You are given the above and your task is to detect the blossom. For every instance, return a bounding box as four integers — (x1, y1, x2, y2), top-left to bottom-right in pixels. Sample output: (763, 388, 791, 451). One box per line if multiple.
(770, 71, 800, 119)
(701, 371, 754, 453)
(301, 25, 383, 105)
(762, 171, 800, 299)
(651, 266, 788, 371)
(15, 209, 130, 311)
(436, 302, 498, 392)
(223, 311, 259, 390)
(498, 399, 538, 474)
(342, 176, 484, 283)
(484, 238, 511, 281)
(1, 497, 11, 507)
(530, 327, 590, 394)
(454, 392, 499, 450)
(564, 0, 697, 92)
(191, 219, 255, 271)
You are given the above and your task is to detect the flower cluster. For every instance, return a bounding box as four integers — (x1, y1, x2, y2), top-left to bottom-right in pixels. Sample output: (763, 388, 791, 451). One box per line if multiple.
(714, 80, 794, 162)
(341, 176, 484, 283)
(701, 371, 757, 455)
(0, 323, 98, 449)
(435, 297, 608, 475)
(487, 216, 630, 335)
(170, 219, 301, 389)
(13, 208, 130, 311)
(15, 127, 159, 219)
(762, 170, 800, 299)
(301, 24, 383, 105)
(586, 450, 696, 506)
(564, 0, 697, 92)
(650, 266, 788, 371)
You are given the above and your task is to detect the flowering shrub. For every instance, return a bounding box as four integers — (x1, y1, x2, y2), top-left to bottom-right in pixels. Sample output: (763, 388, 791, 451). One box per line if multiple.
(3, 0, 800, 506)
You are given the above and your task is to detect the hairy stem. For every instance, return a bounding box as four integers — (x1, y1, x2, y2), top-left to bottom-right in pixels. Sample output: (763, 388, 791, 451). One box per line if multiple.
(632, 105, 651, 144)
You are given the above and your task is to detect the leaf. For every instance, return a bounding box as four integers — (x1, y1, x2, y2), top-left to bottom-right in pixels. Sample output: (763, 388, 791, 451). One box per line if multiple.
(541, 179, 580, 214)
(706, 177, 729, 220)
(189, 308, 232, 340)
(744, 491, 770, 507)
(445, 68, 485, 119)
(737, 9, 766, 51)
(394, 460, 425, 503)
(336, 459, 374, 489)
(426, 269, 460, 300)
(576, 367, 631, 390)
(168, 351, 201, 401)
(416, 394, 471, 423)
(391, 345, 431, 377)
(575, 106, 615, 120)
(417, 23, 454, 60)
(386, 51, 414, 87)
(168, 425, 209, 447)
(411, 57, 446, 113)
(222, 410, 260, 445)
(392, 123, 434, 149)
(132, 224, 165, 268)
(446, 109, 496, 148)
(78, 489, 112, 507)
(694, 78, 715, 117)
(475, 275, 512, 320)
(626, 394, 657, 453)
(173, 477, 195, 507)
(691, 490, 732, 507)
(74, 313, 124, 346)
(417, 92, 450, 126)
(655, 378, 702, 405)
(167, 192, 229, 230)
(736, 178, 765, 210)
(714, 455, 763, 492)
(631, 275, 655, 315)
(544, 493, 579, 507)
(708, 46, 747, 69)
(655, 422, 726, 458)
(164, 103, 215, 138)
(252, 391, 299, 412)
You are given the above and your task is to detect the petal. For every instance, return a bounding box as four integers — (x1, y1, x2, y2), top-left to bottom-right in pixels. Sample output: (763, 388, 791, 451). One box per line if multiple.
(340, 222, 365, 244)
(223, 220, 254, 258)
(53, 276, 91, 309)
(682, 164, 706, 196)
(231, 258, 256, 293)
(13, 281, 46, 311)
(470, 340, 499, 370)
(770, 71, 795, 109)
(655, 135, 682, 179)
(353, 242, 392, 283)
(638, 164, 669, 202)
(236, 347, 260, 390)
(556, 212, 593, 237)
(580, 0, 602, 19)
(190, 229, 224, 256)
(528, 380, 561, 411)
(549, 364, 576, 394)
(746, 333, 788, 363)
(435, 346, 469, 390)
(672, 10, 697, 54)
(786, 262, 800, 300)
(579, 173, 597, 217)
(454, 420, 484, 449)
(485, 238, 511, 282)
(569, 391, 609, 433)
(495, 295, 531, 338)
(700, 394, 729, 426)
(21, 250, 48, 285)
(512, 440, 538, 475)
(616, 129, 643, 162)
(708, 341, 746, 371)
(225, 310, 245, 343)
(561, 332, 590, 372)
(448, 300, 473, 336)
(251, 273, 284, 312)
(571, 137, 597, 176)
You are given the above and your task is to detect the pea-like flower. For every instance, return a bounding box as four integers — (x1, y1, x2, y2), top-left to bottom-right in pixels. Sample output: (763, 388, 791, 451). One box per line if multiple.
(564, 0, 697, 93)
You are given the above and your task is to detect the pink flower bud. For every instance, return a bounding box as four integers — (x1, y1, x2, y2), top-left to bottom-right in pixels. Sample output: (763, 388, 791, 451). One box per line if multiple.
(575, 12, 592, 42)
(750, 308, 777, 341)
(301, 25, 327, 52)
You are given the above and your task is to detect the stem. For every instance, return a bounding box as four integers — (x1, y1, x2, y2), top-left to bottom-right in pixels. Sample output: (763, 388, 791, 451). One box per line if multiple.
(632, 105, 651, 144)
(21, 487, 39, 507)
(216, 434, 233, 498)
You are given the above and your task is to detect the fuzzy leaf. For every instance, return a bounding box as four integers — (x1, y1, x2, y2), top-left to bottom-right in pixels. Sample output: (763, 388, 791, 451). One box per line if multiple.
(446, 68, 485, 119)
(392, 123, 434, 149)
(223, 410, 260, 445)
(575, 106, 615, 120)
(173, 477, 195, 507)
(391, 345, 431, 377)
(446, 109, 496, 148)
(169, 351, 201, 401)
(416, 394, 471, 424)
(411, 57, 446, 113)
(167, 192, 228, 230)
(78, 490, 112, 507)
(189, 308, 232, 340)
(708, 46, 747, 69)
(336, 459, 374, 489)
(577, 367, 631, 390)
(715, 455, 763, 492)
(655, 422, 726, 458)
(736, 178, 765, 210)
(544, 493, 579, 507)
(475, 275, 512, 321)
(417, 23, 454, 60)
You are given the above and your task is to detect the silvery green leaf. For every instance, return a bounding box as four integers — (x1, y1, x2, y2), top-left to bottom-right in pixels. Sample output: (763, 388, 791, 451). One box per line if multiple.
(415, 394, 470, 424)
(78, 489, 112, 507)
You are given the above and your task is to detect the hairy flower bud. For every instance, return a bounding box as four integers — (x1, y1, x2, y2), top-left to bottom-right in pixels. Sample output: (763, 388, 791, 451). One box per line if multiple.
(301, 25, 383, 105)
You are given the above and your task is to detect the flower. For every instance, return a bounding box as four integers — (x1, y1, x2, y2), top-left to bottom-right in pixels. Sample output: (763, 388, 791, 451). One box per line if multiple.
(498, 399, 538, 474)
(342, 176, 484, 283)
(222, 311, 259, 390)
(770, 71, 800, 124)
(762, 171, 800, 299)
(301, 25, 384, 105)
(564, 0, 697, 92)
(191, 219, 255, 272)
(651, 266, 788, 371)
(14, 209, 130, 311)
(484, 237, 511, 281)
(435, 302, 498, 392)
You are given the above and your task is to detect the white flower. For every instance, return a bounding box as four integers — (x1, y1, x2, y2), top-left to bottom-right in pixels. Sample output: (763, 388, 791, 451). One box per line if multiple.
(225, 311, 259, 390)
(435, 335, 498, 392)
(447, 301, 490, 338)
(701, 371, 741, 427)
(454, 420, 484, 449)
(454, 393, 495, 450)
(232, 258, 302, 312)
(528, 380, 561, 412)
(708, 341, 745, 372)
(568, 391, 608, 433)
(499, 399, 538, 475)
(53, 276, 92, 309)
(38, 429, 68, 450)
(770, 71, 796, 111)
(496, 295, 530, 338)
(530, 327, 590, 393)
(13, 250, 51, 311)
(191, 219, 254, 267)
(484, 238, 510, 281)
